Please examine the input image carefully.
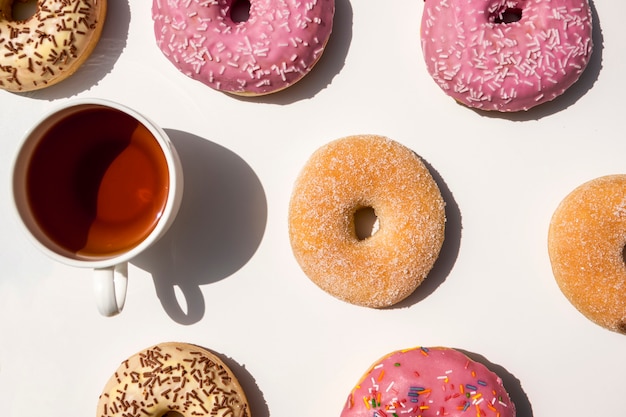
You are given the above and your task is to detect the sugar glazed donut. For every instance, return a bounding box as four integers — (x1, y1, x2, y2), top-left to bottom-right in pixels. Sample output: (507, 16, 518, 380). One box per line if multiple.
(97, 342, 250, 417)
(152, 0, 335, 96)
(288, 135, 446, 308)
(548, 175, 626, 334)
(421, 0, 593, 112)
(0, 0, 107, 92)
(341, 347, 516, 417)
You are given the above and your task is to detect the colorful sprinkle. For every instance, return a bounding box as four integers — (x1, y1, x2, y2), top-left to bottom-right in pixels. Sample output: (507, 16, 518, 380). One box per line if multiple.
(363, 396, 370, 410)
(341, 347, 514, 417)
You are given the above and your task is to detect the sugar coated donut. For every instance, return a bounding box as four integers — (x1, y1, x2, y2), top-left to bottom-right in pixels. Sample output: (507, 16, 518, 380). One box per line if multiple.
(288, 135, 446, 308)
(548, 175, 626, 334)
(0, 0, 107, 92)
(420, 0, 593, 112)
(152, 0, 335, 96)
(97, 342, 250, 417)
(341, 347, 516, 417)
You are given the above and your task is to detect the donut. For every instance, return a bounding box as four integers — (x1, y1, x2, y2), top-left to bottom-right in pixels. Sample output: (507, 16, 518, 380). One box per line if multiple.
(0, 0, 107, 92)
(152, 0, 335, 96)
(548, 175, 626, 334)
(288, 135, 446, 308)
(96, 342, 250, 417)
(420, 0, 593, 112)
(341, 347, 516, 417)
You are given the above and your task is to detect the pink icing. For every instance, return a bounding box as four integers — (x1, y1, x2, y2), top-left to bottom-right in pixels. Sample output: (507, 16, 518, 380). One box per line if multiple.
(152, 0, 335, 96)
(421, 0, 593, 112)
(341, 347, 515, 417)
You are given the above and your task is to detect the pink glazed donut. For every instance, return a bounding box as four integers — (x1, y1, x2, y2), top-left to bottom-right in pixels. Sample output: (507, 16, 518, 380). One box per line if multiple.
(152, 0, 335, 96)
(420, 0, 593, 112)
(341, 347, 516, 417)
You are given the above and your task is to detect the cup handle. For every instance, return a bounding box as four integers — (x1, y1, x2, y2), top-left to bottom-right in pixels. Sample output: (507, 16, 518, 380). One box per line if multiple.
(93, 263, 129, 317)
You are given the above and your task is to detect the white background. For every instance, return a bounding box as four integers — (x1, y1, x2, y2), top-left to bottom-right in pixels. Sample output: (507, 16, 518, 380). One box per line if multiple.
(1, 1, 625, 416)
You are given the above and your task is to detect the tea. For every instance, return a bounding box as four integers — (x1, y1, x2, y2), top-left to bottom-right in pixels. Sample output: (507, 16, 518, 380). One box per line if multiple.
(26, 106, 170, 259)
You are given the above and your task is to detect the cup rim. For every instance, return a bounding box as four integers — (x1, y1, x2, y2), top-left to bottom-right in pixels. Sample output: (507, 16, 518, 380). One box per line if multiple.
(11, 97, 183, 269)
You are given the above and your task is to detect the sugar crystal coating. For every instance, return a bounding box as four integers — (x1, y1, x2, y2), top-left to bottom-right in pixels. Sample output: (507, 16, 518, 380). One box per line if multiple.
(548, 175, 626, 334)
(288, 135, 446, 308)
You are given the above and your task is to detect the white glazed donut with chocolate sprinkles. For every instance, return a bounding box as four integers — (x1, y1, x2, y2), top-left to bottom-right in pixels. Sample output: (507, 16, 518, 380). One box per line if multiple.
(0, 0, 107, 92)
(97, 342, 250, 417)
(420, 0, 593, 112)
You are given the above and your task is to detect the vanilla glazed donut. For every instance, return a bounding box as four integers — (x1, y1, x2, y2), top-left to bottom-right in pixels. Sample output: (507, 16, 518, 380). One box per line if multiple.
(97, 342, 250, 417)
(420, 0, 593, 112)
(0, 0, 107, 92)
(341, 347, 516, 417)
(548, 175, 626, 334)
(152, 0, 335, 96)
(288, 135, 446, 308)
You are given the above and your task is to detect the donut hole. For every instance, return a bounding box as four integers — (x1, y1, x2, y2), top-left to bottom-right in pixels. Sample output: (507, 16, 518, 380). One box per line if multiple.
(230, 0, 251, 23)
(492, 7, 523, 24)
(11, 0, 38, 21)
(353, 206, 379, 240)
(162, 412, 184, 417)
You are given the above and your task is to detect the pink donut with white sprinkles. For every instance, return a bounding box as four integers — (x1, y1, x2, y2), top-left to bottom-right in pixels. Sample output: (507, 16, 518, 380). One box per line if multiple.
(341, 347, 516, 417)
(420, 0, 593, 112)
(152, 0, 335, 96)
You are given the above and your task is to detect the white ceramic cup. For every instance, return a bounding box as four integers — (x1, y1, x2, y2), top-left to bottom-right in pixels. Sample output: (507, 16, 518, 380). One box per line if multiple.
(12, 98, 183, 317)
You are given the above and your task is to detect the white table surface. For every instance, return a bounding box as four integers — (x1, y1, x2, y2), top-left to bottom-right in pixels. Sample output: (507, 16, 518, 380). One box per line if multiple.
(1, 1, 625, 416)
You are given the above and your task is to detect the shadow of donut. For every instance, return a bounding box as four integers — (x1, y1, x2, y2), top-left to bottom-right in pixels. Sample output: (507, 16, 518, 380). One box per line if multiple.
(392, 157, 462, 309)
(230, 0, 353, 105)
(469, 0, 603, 121)
(132, 129, 268, 324)
(200, 345, 270, 417)
(457, 349, 534, 417)
(18, 0, 130, 99)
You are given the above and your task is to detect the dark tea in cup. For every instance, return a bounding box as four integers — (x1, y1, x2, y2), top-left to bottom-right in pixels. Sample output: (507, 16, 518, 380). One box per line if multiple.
(24, 105, 170, 259)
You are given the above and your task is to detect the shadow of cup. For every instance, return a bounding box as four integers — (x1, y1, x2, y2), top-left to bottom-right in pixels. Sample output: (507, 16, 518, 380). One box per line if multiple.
(133, 129, 268, 324)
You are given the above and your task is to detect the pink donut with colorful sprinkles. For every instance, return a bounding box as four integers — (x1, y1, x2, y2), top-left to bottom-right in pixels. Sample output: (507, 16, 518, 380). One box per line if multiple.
(420, 0, 593, 112)
(341, 347, 516, 417)
(152, 0, 335, 96)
